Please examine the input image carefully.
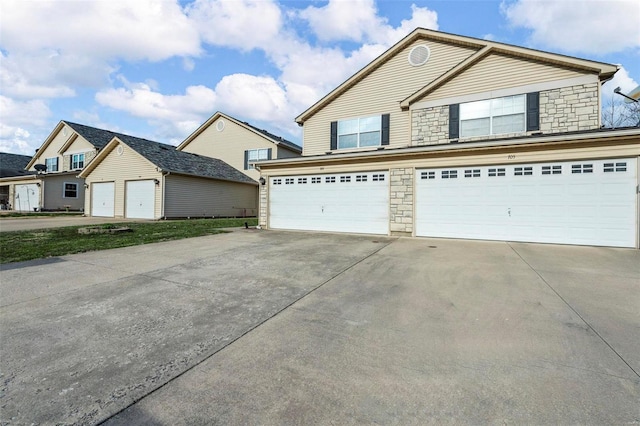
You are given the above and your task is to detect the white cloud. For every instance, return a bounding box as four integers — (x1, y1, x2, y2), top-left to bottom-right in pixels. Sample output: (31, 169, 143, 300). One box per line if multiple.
(1, 0, 200, 61)
(299, 1, 438, 45)
(602, 65, 639, 96)
(95, 81, 217, 123)
(187, 0, 283, 51)
(502, 0, 640, 54)
(0, 96, 51, 155)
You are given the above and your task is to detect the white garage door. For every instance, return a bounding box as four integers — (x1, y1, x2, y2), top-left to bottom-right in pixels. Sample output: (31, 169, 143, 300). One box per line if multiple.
(269, 171, 389, 235)
(126, 180, 155, 219)
(92, 182, 115, 217)
(14, 184, 40, 212)
(416, 158, 637, 248)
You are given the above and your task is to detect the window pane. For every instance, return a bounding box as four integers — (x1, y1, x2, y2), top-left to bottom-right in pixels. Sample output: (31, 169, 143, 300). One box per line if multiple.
(492, 95, 525, 116)
(460, 117, 490, 137)
(338, 134, 357, 149)
(359, 116, 381, 133)
(248, 150, 258, 161)
(460, 99, 491, 120)
(337, 119, 358, 135)
(258, 149, 269, 160)
(359, 131, 381, 147)
(492, 113, 525, 134)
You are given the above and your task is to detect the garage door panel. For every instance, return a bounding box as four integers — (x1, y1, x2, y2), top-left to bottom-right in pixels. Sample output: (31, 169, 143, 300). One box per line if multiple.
(416, 158, 637, 248)
(14, 184, 40, 212)
(91, 182, 114, 217)
(269, 172, 389, 235)
(126, 180, 155, 219)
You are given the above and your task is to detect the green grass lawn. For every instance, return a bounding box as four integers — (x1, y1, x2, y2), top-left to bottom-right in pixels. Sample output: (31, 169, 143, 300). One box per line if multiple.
(0, 218, 257, 264)
(0, 212, 84, 218)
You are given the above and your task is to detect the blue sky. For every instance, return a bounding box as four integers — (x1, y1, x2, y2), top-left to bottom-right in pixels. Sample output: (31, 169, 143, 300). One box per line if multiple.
(1, 0, 639, 155)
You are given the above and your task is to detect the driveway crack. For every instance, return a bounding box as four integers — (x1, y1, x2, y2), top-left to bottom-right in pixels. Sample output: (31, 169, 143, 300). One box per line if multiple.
(507, 242, 640, 380)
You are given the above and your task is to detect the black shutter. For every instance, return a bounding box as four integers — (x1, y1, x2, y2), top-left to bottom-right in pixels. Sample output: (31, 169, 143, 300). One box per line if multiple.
(526, 92, 540, 131)
(381, 114, 390, 146)
(330, 121, 338, 150)
(449, 104, 460, 139)
(267, 148, 272, 160)
(244, 150, 249, 170)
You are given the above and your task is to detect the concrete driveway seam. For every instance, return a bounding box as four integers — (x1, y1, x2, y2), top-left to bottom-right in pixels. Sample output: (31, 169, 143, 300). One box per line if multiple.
(95, 237, 398, 425)
(507, 242, 640, 380)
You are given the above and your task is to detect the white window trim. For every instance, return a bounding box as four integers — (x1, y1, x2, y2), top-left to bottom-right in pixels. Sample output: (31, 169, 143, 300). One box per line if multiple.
(337, 115, 382, 150)
(45, 157, 59, 172)
(70, 153, 85, 170)
(247, 148, 270, 169)
(459, 95, 526, 138)
(63, 182, 78, 199)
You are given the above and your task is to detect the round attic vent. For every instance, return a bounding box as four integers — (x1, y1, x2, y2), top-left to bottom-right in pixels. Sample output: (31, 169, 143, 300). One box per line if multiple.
(116, 145, 124, 156)
(216, 120, 225, 132)
(408, 45, 431, 67)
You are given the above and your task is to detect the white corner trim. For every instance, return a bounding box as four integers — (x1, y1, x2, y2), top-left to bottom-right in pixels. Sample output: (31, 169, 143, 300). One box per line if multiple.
(410, 75, 598, 111)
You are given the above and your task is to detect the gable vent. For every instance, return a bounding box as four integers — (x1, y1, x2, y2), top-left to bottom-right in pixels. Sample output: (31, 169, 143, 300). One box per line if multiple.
(216, 120, 225, 132)
(408, 45, 430, 67)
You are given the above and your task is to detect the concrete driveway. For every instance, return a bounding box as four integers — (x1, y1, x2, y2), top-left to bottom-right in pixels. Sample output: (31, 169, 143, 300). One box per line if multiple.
(0, 231, 638, 425)
(0, 216, 142, 232)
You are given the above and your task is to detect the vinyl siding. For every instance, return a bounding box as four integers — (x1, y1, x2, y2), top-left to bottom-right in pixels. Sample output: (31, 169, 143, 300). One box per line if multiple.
(63, 137, 94, 154)
(427, 53, 591, 101)
(302, 39, 479, 156)
(42, 174, 85, 211)
(179, 118, 287, 180)
(28, 124, 78, 171)
(83, 142, 161, 218)
(276, 146, 302, 159)
(164, 174, 257, 218)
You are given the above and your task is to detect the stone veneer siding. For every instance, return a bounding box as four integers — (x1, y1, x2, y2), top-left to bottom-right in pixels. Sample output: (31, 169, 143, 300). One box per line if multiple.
(389, 168, 413, 236)
(411, 82, 600, 145)
(259, 181, 267, 227)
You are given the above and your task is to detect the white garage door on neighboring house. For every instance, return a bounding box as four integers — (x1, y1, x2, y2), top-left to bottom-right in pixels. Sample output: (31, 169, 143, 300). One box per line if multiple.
(415, 158, 637, 248)
(91, 182, 115, 217)
(125, 180, 155, 219)
(269, 171, 389, 235)
(14, 184, 40, 212)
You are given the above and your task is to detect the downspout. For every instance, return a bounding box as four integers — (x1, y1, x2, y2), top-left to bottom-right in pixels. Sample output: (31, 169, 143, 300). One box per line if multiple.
(161, 171, 170, 219)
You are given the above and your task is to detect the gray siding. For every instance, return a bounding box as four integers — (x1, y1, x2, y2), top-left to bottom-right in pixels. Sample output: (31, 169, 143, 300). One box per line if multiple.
(42, 174, 85, 211)
(164, 174, 257, 218)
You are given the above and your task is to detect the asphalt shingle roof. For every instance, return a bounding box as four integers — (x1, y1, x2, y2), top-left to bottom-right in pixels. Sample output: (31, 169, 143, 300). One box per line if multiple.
(64, 121, 126, 150)
(116, 135, 257, 185)
(0, 152, 36, 178)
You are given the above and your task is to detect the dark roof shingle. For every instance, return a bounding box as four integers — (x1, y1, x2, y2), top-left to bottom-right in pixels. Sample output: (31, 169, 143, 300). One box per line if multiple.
(116, 135, 256, 185)
(0, 152, 36, 178)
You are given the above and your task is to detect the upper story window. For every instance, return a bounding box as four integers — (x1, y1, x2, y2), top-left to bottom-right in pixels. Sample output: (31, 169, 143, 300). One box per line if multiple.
(338, 116, 381, 149)
(449, 92, 539, 140)
(71, 153, 84, 170)
(244, 148, 271, 170)
(460, 95, 525, 138)
(331, 114, 389, 150)
(45, 157, 59, 172)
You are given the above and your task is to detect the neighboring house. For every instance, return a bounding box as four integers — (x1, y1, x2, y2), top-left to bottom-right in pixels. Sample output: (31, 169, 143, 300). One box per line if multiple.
(176, 111, 302, 180)
(0, 152, 36, 210)
(0, 120, 136, 212)
(256, 28, 640, 249)
(79, 135, 257, 219)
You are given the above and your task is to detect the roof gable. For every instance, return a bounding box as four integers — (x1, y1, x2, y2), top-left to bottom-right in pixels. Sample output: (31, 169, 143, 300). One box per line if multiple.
(177, 111, 301, 153)
(296, 28, 618, 122)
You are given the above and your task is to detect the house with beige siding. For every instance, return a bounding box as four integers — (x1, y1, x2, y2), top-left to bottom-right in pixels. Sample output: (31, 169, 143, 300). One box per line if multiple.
(0, 121, 144, 212)
(256, 28, 640, 248)
(79, 135, 257, 219)
(176, 111, 302, 180)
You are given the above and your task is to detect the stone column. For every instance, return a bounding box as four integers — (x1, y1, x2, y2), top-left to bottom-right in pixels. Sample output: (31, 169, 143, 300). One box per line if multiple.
(389, 167, 414, 236)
